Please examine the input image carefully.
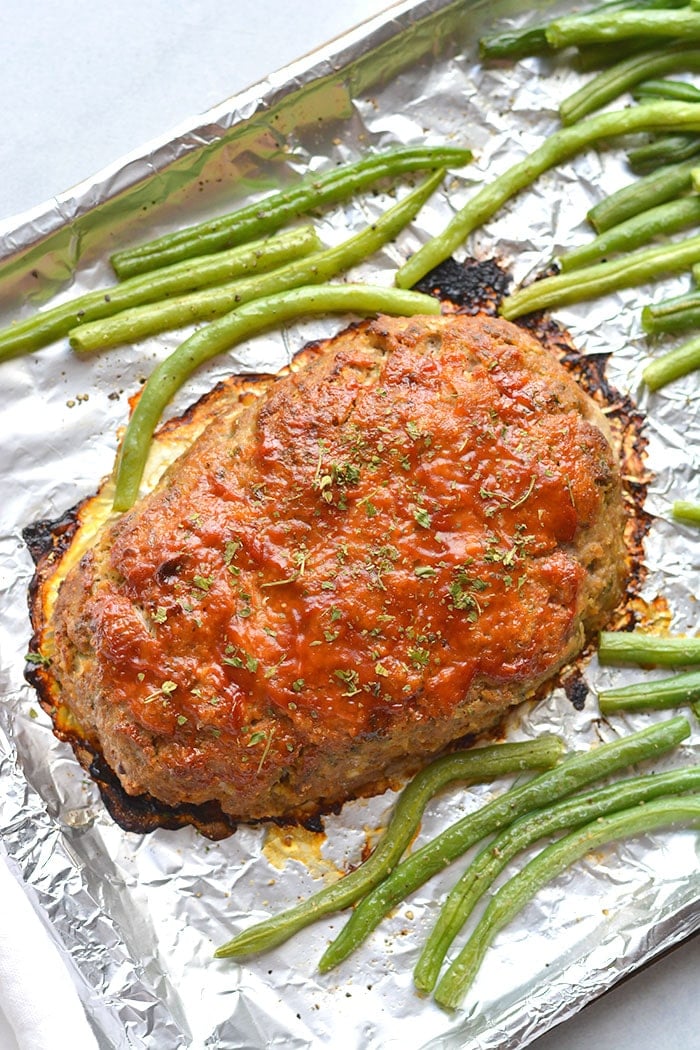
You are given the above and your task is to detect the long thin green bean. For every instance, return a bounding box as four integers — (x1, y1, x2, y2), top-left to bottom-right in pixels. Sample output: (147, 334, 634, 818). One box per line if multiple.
(434, 795, 700, 1010)
(558, 197, 700, 272)
(414, 764, 700, 994)
(317, 717, 690, 972)
(112, 283, 440, 512)
(642, 332, 700, 390)
(395, 102, 700, 291)
(634, 78, 700, 103)
(110, 145, 472, 278)
(574, 39, 655, 73)
(642, 289, 700, 335)
(628, 134, 700, 175)
(478, 0, 689, 60)
(672, 499, 700, 525)
(599, 631, 700, 666)
(559, 47, 700, 126)
(588, 158, 700, 233)
(478, 24, 553, 60)
(213, 736, 565, 959)
(0, 227, 320, 364)
(547, 10, 700, 50)
(71, 169, 446, 353)
(598, 669, 700, 713)
(501, 233, 700, 320)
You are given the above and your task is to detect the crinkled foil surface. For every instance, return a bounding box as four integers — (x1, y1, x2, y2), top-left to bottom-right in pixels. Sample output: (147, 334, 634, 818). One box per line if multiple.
(0, 1, 698, 1047)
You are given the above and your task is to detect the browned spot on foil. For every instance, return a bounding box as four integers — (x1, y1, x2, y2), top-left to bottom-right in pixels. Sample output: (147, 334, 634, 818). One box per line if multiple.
(625, 594, 673, 634)
(263, 824, 335, 878)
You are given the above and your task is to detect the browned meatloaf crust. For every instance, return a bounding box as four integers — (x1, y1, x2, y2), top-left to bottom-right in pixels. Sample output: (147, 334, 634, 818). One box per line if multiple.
(46, 313, 625, 823)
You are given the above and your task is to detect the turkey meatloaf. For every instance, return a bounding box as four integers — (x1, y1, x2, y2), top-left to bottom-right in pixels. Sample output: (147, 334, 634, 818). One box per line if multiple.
(45, 313, 625, 823)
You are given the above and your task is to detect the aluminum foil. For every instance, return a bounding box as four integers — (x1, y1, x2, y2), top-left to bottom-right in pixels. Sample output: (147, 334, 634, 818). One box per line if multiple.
(0, 0, 698, 1047)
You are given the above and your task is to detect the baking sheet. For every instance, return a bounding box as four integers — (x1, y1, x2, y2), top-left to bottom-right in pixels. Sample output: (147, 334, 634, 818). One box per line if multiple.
(0, 1, 699, 1047)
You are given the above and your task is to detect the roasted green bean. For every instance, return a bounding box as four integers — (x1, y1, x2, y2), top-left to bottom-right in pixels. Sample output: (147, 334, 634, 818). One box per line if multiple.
(558, 197, 700, 272)
(213, 736, 565, 959)
(434, 795, 700, 1010)
(588, 158, 700, 232)
(559, 47, 700, 126)
(395, 102, 700, 291)
(547, 10, 700, 50)
(72, 169, 446, 353)
(642, 333, 700, 390)
(642, 289, 700, 335)
(628, 134, 700, 175)
(0, 227, 320, 364)
(479, 0, 689, 61)
(672, 499, 700, 525)
(599, 631, 700, 666)
(414, 765, 700, 994)
(598, 670, 700, 713)
(501, 233, 700, 320)
(317, 718, 690, 972)
(110, 145, 472, 278)
(634, 78, 700, 103)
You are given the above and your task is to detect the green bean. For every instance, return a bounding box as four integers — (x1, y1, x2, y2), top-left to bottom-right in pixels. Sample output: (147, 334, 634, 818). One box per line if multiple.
(395, 102, 700, 291)
(501, 233, 700, 320)
(634, 78, 700, 103)
(478, 24, 552, 60)
(642, 289, 700, 335)
(672, 499, 700, 525)
(414, 764, 700, 994)
(434, 794, 700, 1010)
(574, 39, 656, 73)
(317, 717, 690, 972)
(642, 332, 700, 390)
(599, 631, 700, 666)
(559, 48, 700, 126)
(598, 670, 700, 713)
(588, 158, 700, 233)
(628, 134, 700, 175)
(478, 0, 689, 61)
(110, 145, 472, 278)
(547, 10, 700, 50)
(213, 736, 565, 960)
(112, 283, 439, 511)
(0, 228, 320, 365)
(71, 169, 446, 353)
(558, 197, 700, 272)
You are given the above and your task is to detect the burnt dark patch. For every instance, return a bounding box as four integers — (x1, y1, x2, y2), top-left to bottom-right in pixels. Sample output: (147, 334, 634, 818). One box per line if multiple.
(413, 256, 512, 312)
(22, 507, 81, 567)
(562, 674, 589, 711)
(298, 812, 326, 834)
(87, 750, 237, 840)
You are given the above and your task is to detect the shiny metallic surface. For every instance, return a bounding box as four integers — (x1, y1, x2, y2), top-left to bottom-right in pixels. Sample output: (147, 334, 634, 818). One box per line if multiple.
(0, 1, 698, 1047)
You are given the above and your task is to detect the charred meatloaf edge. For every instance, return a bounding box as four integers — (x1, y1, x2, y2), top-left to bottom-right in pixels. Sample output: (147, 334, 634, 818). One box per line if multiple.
(44, 313, 625, 824)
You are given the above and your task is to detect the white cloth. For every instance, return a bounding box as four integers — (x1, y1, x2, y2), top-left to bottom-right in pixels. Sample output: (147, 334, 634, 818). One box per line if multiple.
(0, 851, 98, 1050)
